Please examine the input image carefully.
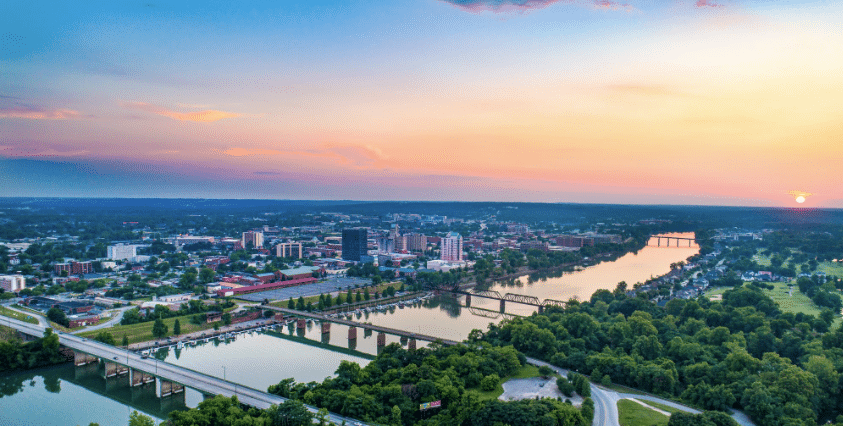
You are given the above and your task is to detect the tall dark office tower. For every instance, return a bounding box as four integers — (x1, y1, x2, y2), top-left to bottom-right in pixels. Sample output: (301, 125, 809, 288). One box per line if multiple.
(342, 228, 368, 262)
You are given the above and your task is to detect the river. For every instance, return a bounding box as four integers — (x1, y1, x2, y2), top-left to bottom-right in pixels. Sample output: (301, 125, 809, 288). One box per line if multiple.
(0, 233, 697, 425)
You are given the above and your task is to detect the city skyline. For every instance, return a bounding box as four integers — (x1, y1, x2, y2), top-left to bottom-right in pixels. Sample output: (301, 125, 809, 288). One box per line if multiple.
(2, 0, 841, 207)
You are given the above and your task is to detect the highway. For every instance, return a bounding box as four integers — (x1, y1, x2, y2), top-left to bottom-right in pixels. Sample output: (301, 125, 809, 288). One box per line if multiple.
(266, 305, 461, 345)
(2, 317, 369, 426)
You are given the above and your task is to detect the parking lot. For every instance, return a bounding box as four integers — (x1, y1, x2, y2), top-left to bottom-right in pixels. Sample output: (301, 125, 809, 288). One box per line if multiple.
(237, 276, 372, 302)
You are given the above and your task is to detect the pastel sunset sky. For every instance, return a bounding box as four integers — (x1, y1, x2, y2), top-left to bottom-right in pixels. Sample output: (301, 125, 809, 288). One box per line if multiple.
(1, 0, 841, 206)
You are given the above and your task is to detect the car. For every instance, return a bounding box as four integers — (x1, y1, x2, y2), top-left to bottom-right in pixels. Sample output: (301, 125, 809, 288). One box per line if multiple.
(113, 356, 119, 360)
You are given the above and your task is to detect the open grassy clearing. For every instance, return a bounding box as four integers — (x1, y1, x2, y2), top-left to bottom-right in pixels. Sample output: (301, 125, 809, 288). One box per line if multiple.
(637, 399, 684, 415)
(817, 261, 843, 277)
(470, 364, 542, 401)
(79, 312, 226, 344)
(0, 305, 39, 324)
(618, 399, 669, 426)
(707, 281, 842, 328)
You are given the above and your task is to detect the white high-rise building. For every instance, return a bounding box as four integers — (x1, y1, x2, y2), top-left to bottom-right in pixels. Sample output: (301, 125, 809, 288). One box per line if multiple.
(107, 244, 137, 260)
(440, 232, 463, 262)
(0, 274, 26, 293)
(242, 231, 264, 249)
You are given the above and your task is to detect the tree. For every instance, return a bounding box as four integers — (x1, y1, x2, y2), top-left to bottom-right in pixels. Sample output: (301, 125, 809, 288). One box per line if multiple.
(222, 312, 232, 326)
(152, 317, 168, 339)
(46, 307, 69, 327)
(288, 297, 295, 309)
(128, 411, 156, 426)
(269, 399, 313, 426)
(364, 288, 370, 301)
(94, 331, 115, 345)
(538, 365, 553, 378)
(296, 296, 305, 311)
(122, 335, 129, 347)
(173, 318, 181, 336)
(480, 373, 500, 391)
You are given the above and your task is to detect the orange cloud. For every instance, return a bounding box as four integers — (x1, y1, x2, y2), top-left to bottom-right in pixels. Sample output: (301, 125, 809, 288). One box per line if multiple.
(0, 107, 81, 120)
(123, 101, 240, 122)
(220, 144, 389, 169)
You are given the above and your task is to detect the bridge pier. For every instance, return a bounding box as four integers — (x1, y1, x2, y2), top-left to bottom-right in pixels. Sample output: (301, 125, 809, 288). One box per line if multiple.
(657, 237, 661, 247)
(103, 361, 127, 378)
(500, 299, 506, 313)
(296, 319, 306, 329)
(364, 328, 373, 338)
(130, 369, 155, 387)
(348, 326, 357, 340)
(17, 331, 37, 342)
(377, 332, 386, 347)
(74, 351, 98, 366)
(321, 322, 331, 334)
(408, 338, 417, 351)
(465, 294, 471, 307)
(155, 377, 184, 398)
(537, 305, 544, 314)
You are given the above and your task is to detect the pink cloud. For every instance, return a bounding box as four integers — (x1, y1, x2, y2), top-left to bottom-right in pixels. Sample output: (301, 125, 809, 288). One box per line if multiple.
(441, 0, 638, 13)
(122, 101, 240, 122)
(0, 107, 81, 120)
(696, 0, 723, 8)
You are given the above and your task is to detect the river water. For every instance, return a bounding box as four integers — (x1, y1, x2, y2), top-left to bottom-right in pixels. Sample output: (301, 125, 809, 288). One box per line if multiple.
(0, 233, 697, 425)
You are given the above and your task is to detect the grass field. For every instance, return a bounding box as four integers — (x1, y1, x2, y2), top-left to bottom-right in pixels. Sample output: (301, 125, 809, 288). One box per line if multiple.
(0, 306, 39, 324)
(706, 281, 842, 328)
(618, 399, 669, 426)
(79, 312, 224, 344)
(638, 400, 683, 415)
(471, 364, 542, 401)
(817, 261, 843, 277)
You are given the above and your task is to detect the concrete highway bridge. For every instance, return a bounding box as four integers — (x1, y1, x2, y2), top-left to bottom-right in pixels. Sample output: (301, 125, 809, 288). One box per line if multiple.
(265, 306, 462, 347)
(3, 317, 369, 425)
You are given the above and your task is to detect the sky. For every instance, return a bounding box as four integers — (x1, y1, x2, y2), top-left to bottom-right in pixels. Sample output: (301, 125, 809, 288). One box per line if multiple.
(1, 0, 841, 207)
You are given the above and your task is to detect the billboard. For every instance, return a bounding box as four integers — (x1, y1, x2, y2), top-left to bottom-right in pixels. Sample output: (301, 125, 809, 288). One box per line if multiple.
(419, 400, 441, 410)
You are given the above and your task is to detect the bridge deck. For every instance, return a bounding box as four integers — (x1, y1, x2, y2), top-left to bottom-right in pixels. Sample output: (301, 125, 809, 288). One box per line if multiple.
(3, 317, 367, 425)
(266, 306, 461, 346)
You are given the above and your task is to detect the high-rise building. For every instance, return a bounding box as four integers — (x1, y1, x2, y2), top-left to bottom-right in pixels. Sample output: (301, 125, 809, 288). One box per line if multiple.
(242, 231, 264, 249)
(440, 232, 463, 262)
(406, 233, 427, 251)
(342, 228, 368, 262)
(0, 274, 26, 293)
(276, 242, 303, 259)
(376, 236, 395, 254)
(107, 244, 137, 260)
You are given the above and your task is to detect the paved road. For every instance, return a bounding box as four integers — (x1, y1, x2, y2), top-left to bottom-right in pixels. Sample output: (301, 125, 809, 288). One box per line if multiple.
(6, 317, 369, 426)
(524, 357, 756, 426)
(3, 304, 48, 327)
(73, 306, 134, 334)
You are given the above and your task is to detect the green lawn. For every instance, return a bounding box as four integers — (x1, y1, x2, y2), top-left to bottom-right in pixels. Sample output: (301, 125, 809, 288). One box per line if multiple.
(706, 280, 842, 328)
(79, 313, 223, 345)
(471, 364, 542, 401)
(816, 261, 843, 277)
(0, 306, 39, 324)
(638, 400, 683, 415)
(618, 399, 669, 426)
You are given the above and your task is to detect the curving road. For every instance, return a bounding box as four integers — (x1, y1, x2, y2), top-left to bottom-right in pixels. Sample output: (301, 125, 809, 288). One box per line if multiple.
(524, 357, 755, 426)
(3, 304, 48, 327)
(73, 305, 134, 334)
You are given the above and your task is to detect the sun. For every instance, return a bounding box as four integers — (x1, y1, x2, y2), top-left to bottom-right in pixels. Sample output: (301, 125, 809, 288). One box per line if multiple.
(788, 190, 813, 204)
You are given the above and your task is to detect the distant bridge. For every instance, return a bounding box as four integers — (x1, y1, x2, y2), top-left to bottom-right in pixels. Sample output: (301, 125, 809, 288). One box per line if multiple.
(648, 236, 699, 247)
